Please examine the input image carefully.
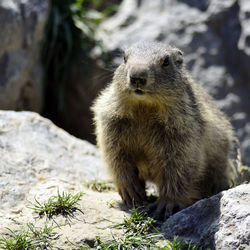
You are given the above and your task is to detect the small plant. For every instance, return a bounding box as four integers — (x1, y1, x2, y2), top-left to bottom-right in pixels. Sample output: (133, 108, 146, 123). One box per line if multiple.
(0, 224, 57, 249)
(90, 208, 160, 249)
(86, 179, 115, 192)
(95, 234, 155, 249)
(90, 208, 203, 250)
(106, 200, 116, 208)
(95, 235, 203, 250)
(162, 236, 202, 250)
(27, 223, 58, 244)
(119, 208, 156, 235)
(0, 229, 33, 250)
(30, 190, 84, 219)
(95, 234, 156, 249)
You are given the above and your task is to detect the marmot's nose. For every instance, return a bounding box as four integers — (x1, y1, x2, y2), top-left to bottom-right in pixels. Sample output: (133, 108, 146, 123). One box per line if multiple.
(130, 76, 147, 87)
(129, 68, 148, 88)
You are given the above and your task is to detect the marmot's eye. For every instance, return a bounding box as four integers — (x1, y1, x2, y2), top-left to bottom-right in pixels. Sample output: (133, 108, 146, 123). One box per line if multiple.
(176, 59, 183, 66)
(162, 56, 170, 67)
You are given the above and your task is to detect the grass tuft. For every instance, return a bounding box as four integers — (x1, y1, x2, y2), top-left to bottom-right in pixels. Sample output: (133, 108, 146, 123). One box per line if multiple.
(0, 224, 57, 249)
(86, 179, 115, 192)
(117, 208, 156, 235)
(94, 234, 203, 250)
(76, 208, 205, 249)
(29, 190, 84, 219)
(0, 229, 32, 250)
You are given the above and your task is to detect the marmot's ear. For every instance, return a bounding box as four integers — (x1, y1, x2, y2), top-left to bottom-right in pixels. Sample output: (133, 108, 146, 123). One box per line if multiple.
(123, 52, 128, 64)
(173, 48, 183, 66)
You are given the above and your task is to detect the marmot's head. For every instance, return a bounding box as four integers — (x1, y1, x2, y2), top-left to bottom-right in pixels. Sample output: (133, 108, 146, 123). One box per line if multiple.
(113, 42, 185, 99)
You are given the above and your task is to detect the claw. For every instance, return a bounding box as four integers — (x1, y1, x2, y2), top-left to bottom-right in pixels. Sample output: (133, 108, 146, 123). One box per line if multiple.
(147, 200, 185, 221)
(118, 181, 147, 208)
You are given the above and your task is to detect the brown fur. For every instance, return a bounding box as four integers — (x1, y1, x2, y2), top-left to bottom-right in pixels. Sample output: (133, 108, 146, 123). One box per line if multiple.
(91, 42, 240, 220)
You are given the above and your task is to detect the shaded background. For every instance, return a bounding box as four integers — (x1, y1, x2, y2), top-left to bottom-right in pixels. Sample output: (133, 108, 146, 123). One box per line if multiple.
(0, 0, 249, 164)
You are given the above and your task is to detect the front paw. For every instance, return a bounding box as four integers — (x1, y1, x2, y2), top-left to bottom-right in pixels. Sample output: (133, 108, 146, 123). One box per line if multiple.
(147, 200, 184, 221)
(118, 181, 147, 208)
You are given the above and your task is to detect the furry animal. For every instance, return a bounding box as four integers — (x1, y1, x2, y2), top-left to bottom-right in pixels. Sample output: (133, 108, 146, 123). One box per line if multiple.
(92, 42, 240, 220)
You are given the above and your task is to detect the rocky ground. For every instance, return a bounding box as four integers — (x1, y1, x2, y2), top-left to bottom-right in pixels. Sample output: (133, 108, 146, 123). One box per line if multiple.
(0, 110, 127, 248)
(0, 111, 249, 249)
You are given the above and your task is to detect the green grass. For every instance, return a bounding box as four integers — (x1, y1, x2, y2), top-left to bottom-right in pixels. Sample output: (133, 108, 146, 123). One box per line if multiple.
(94, 235, 201, 250)
(93, 232, 202, 250)
(0, 190, 83, 249)
(94, 234, 161, 249)
(86, 179, 115, 192)
(115, 208, 156, 235)
(0, 223, 57, 249)
(29, 190, 84, 219)
(77, 208, 203, 249)
(106, 200, 116, 208)
(27, 223, 58, 243)
(0, 230, 33, 250)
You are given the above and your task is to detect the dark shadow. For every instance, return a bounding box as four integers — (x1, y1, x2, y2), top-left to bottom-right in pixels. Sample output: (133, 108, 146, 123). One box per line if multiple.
(117, 201, 131, 213)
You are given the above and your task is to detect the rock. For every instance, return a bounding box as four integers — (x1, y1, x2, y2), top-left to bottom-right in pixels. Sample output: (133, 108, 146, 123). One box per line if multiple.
(0, 0, 49, 112)
(0, 110, 106, 209)
(0, 110, 128, 248)
(92, 0, 250, 165)
(161, 183, 250, 249)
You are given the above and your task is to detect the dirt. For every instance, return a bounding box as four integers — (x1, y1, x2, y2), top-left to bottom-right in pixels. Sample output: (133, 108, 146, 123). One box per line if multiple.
(0, 178, 129, 249)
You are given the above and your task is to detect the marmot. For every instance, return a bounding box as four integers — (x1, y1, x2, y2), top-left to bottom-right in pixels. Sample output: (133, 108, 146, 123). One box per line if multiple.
(91, 42, 241, 220)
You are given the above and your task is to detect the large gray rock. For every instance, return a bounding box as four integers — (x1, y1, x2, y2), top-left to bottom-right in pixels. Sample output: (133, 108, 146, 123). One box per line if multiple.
(93, 0, 250, 165)
(0, 110, 105, 210)
(0, 111, 128, 248)
(161, 183, 250, 249)
(0, 0, 49, 112)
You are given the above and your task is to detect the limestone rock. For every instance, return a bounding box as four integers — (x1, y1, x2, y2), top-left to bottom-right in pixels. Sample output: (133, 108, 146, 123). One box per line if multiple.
(0, 110, 128, 248)
(93, 0, 250, 165)
(161, 183, 250, 249)
(0, 0, 49, 112)
(0, 110, 106, 210)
